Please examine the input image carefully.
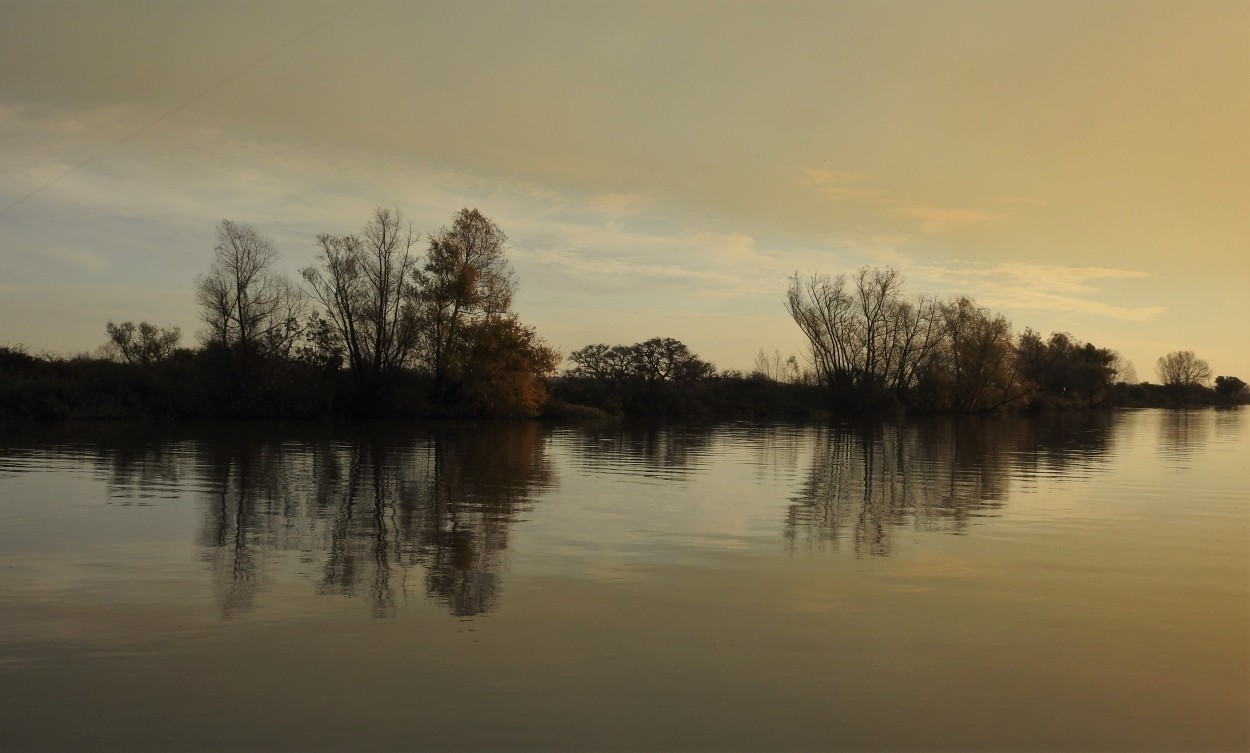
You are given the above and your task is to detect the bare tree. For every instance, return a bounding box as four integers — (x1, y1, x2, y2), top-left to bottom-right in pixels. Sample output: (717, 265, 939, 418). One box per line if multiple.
(786, 271, 858, 386)
(1110, 352, 1137, 385)
(752, 349, 802, 383)
(885, 294, 943, 394)
(786, 266, 942, 396)
(302, 208, 420, 394)
(411, 208, 516, 397)
(1155, 350, 1212, 386)
(195, 220, 305, 356)
(105, 320, 181, 365)
(854, 266, 905, 382)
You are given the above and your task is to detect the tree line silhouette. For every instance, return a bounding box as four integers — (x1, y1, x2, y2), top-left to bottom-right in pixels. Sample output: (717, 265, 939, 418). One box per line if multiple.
(0, 209, 1244, 420)
(782, 266, 1245, 413)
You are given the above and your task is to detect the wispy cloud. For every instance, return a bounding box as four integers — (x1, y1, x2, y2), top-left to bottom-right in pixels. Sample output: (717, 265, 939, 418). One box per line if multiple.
(43, 247, 112, 273)
(511, 226, 785, 298)
(800, 167, 1019, 235)
(992, 195, 1049, 209)
(899, 205, 1003, 233)
(587, 192, 651, 217)
(917, 262, 1166, 322)
(799, 169, 888, 202)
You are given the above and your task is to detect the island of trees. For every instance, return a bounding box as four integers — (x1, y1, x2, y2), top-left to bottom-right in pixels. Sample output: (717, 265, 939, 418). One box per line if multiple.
(0, 208, 1245, 420)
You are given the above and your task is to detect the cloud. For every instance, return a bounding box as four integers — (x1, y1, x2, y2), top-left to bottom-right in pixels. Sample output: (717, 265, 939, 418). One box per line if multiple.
(800, 167, 1012, 234)
(917, 262, 1166, 322)
(799, 169, 888, 202)
(992, 195, 1050, 209)
(899, 205, 1003, 233)
(512, 226, 782, 298)
(43, 247, 112, 273)
(587, 192, 651, 217)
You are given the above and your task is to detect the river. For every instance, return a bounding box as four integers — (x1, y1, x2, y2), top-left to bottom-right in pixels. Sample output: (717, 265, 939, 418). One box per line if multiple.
(0, 409, 1246, 751)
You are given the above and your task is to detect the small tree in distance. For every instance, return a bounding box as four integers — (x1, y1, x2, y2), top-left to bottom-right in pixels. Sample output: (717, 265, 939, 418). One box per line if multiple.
(1214, 376, 1247, 402)
(568, 338, 715, 384)
(1110, 352, 1137, 385)
(753, 348, 802, 384)
(1155, 350, 1212, 387)
(105, 321, 181, 365)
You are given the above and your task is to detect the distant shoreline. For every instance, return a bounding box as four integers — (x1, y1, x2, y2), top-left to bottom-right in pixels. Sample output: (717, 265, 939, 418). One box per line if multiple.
(2, 347, 1242, 423)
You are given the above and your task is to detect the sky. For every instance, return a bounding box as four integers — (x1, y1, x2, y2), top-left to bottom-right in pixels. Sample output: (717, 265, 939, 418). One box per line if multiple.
(1, 0, 1247, 379)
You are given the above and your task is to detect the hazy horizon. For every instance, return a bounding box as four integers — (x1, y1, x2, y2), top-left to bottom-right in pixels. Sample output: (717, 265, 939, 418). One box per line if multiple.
(2, 0, 1247, 379)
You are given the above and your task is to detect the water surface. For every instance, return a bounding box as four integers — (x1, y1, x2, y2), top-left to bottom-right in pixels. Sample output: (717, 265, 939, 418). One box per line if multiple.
(1, 410, 1246, 751)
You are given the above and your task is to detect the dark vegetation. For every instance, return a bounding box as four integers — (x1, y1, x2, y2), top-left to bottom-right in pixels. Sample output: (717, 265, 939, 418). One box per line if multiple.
(0, 212, 1244, 422)
(780, 267, 1244, 414)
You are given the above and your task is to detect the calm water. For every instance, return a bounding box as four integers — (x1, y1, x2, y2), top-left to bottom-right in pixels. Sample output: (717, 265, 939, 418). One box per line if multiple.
(0, 410, 1246, 752)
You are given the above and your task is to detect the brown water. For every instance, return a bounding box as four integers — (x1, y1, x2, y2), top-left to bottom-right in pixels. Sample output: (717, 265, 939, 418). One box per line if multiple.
(0, 410, 1246, 752)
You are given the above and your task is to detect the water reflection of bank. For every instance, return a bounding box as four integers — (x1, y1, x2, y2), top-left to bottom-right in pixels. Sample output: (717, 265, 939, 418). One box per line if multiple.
(211, 424, 555, 619)
(786, 413, 1120, 556)
(54, 422, 556, 619)
(1, 410, 1225, 613)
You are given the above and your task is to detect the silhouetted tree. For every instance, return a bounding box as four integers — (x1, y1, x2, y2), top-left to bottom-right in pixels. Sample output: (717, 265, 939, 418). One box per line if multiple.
(1017, 329, 1116, 406)
(918, 296, 1027, 412)
(1110, 352, 1137, 385)
(785, 266, 942, 403)
(195, 219, 305, 357)
(561, 337, 716, 415)
(631, 337, 716, 383)
(567, 338, 714, 383)
(411, 208, 516, 398)
(454, 315, 560, 416)
(1214, 375, 1247, 402)
(104, 320, 181, 365)
(566, 343, 636, 381)
(752, 349, 803, 383)
(302, 208, 420, 398)
(785, 270, 858, 387)
(1156, 350, 1212, 387)
(292, 313, 345, 372)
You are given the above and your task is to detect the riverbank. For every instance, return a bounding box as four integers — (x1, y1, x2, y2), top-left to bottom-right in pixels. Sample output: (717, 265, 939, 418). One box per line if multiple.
(3, 346, 1242, 422)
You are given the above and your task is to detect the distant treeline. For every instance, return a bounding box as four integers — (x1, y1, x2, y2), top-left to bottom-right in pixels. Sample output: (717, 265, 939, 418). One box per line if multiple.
(0, 210, 1244, 421)
(780, 267, 1246, 413)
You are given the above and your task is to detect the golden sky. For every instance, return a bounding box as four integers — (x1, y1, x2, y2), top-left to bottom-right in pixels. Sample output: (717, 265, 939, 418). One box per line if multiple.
(1, 0, 1247, 378)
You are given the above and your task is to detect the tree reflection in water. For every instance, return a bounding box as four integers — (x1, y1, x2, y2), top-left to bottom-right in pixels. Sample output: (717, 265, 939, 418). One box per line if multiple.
(1157, 408, 1211, 463)
(786, 414, 1117, 556)
(100, 423, 555, 619)
(0, 413, 1138, 614)
(568, 420, 715, 481)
